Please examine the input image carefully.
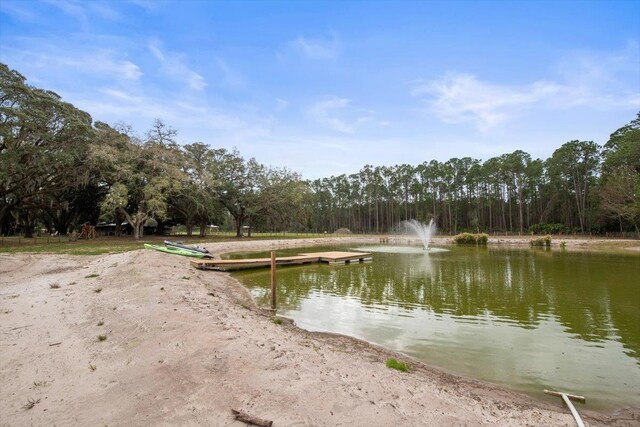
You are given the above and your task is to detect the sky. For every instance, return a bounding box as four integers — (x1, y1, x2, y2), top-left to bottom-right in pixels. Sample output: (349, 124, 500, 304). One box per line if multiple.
(1, 0, 639, 179)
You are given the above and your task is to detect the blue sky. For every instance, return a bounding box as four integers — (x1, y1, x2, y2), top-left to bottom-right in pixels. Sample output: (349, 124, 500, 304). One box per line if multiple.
(1, 0, 638, 178)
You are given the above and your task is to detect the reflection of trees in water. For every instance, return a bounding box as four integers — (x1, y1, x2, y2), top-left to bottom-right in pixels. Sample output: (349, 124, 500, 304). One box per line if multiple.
(238, 249, 640, 363)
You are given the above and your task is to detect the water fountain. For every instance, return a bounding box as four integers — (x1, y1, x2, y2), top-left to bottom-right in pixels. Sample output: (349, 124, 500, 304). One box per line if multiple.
(401, 219, 436, 250)
(353, 219, 444, 254)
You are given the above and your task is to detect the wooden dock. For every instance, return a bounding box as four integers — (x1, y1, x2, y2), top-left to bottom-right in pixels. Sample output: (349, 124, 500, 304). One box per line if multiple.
(190, 251, 372, 271)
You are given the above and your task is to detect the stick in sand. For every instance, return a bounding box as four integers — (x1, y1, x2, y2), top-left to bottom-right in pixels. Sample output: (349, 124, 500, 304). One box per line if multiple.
(544, 389, 585, 427)
(231, 409, 273, 427)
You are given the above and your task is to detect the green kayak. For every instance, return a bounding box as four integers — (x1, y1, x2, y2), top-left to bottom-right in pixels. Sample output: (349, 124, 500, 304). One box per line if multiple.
(144, 243, 208, 258)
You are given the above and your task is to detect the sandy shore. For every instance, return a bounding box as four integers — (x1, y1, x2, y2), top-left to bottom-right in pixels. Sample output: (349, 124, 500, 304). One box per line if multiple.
(1, 237, 638, 426)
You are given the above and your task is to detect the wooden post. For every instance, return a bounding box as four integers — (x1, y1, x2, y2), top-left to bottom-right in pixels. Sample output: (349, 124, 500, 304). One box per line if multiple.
(270, 251, 276, 310)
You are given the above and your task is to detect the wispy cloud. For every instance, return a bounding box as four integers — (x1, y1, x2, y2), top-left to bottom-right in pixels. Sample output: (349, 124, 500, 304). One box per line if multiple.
(275, 98, 289, 111)
(307, 96, 354, 132)
(2, 44, 142, 81)
(288, 33, 341, 60)
(215, 57, 243, 87)
(148, 40, 206, 90)
(0, 1, 38, 21)
(411, 74, 561, 131)
(94, 86, 255, 132)
(306, 96, 388, 133)
(412, 44, 640, 131)
(552, 42, 640, 109)
(39, 0, 121, 29)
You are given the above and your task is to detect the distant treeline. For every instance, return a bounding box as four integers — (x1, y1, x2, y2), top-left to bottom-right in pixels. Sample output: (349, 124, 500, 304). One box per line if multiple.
(1, 63, 639, 238)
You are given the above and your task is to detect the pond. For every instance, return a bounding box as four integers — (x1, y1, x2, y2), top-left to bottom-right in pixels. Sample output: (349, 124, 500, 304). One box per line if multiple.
(230, 245, 640, 410)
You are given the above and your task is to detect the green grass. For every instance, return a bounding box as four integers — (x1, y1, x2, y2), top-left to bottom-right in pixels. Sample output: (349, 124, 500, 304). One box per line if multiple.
(97, 334, 107, 342)
(386, 358, 410, 372)
(272, 317, 283, 325)
(0, 233, 334, 256)
(85, 273, 100, 278)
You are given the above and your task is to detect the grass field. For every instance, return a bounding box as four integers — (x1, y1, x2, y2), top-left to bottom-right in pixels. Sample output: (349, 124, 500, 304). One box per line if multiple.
(0, 233, 333, 255)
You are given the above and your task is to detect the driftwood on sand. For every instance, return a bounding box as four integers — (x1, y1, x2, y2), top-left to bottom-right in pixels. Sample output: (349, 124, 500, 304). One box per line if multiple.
(231, 408, 273, 427)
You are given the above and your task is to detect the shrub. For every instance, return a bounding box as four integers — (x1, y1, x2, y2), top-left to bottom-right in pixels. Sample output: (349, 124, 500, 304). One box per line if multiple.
(386, 358, 409, 372)
(453, 233, 488, 245)
(476, 233, 488, 245)
(528, 223, 570, 235)
(453, 233, 475, 244)
(530, 235, 552, 247)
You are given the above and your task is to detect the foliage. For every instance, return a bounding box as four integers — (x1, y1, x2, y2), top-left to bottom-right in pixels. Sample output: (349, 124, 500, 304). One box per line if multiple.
(1, 63, 638, 238)
(546, 140, 600, 233)
(598, 115, 640, 233)
(0, 63, 94, 237)
(528, 223, 571, 235)
(385, 358, 409, 372)
(453, 233, 488, 245)
(530, 235, 552, 247)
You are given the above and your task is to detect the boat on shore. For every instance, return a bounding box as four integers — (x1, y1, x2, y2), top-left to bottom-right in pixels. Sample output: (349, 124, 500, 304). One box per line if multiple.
(163, 240, 210, 254)
(144, 243, 210, 258)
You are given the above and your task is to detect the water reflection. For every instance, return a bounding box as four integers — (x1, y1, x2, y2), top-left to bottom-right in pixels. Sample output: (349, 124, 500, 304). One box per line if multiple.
(233, 246, 640, 408)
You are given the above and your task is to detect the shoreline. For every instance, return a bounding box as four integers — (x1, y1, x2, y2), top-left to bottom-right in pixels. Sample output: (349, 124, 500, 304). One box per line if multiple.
(0, 238, 638, 426)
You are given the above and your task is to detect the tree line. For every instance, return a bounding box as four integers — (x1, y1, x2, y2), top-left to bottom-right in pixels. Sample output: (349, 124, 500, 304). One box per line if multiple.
(1, 63, 638, 239)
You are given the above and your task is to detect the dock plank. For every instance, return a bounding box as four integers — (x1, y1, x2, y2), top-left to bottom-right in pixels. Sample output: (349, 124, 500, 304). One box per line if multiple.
(191, 251, 372, 271)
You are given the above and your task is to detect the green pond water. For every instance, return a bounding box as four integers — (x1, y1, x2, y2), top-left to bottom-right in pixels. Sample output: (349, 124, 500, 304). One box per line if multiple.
(230, 245, 640, 410)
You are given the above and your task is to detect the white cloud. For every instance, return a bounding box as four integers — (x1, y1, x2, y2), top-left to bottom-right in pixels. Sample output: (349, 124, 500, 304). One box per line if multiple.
(307, 96, 355, 133)
(412, 45, 640, 132)
(412, 74, 562, 131)
(0, 1, 37, 21)
(148, 41, 206, 90)
(288, 34, 341, 60)
(215, 57, 243, 87)
(101, 88, 143, 103)
(306, 97, 391, 133)
(2, 44, 142, 81)
(552, 42, 640, 109)
(275, 98, 289, 111)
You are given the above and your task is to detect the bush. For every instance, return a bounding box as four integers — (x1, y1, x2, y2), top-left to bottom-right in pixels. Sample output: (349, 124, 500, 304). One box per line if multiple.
(528, 223, 570, 235)
(476, 233, 488, 245)
(530, 235, 552, 247)
(386, 358, 409, 372)
(453, 233, 488, 245)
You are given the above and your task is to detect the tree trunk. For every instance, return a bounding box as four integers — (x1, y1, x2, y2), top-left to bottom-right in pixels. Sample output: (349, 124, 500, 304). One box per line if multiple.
(235, 215, 244, 237)
(155, 219, 166, 236)
(112, 209, 125, 237)
(24, 221, 35, 238)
